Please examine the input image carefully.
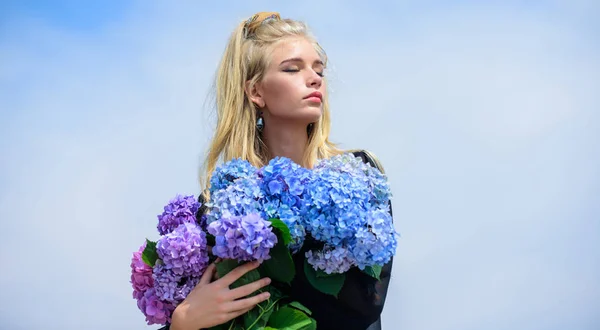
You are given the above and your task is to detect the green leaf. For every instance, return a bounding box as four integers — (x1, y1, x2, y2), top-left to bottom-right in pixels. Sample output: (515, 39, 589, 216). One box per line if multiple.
(267, 306, 313, 330)
(232, 322, 246, 330)
(268, 218, 292, 246)
(315, 269, 338, 278)
(141, 239, 158, 267)
(243, 296, 276, 330)
(302, 318, 317, 330)
(243, 305, 263, 329)
(257, 303, 276, 328)
(267, 285, 285, 301)
(206, 320, 234, 330)
(216, 259, 261, 290)
(244, 286, 286, 330)
(303, 259, 345, 297)
(259, 239, 295, 284)
(288, 301, 312, 316)
(362, 265, 382, 280)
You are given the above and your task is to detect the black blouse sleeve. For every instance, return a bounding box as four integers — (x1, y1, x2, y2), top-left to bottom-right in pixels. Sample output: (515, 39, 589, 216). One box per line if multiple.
(338, 150, 394, 325)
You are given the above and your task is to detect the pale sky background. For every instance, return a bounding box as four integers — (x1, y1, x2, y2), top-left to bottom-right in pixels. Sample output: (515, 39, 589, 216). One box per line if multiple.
(1, 1, 599, 329)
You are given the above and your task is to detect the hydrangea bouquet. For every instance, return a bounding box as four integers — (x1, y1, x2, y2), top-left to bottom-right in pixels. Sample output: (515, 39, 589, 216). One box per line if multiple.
(301, 153, 398, 296)
(130, 158, 317, 329)
(130, 153, 397, 329)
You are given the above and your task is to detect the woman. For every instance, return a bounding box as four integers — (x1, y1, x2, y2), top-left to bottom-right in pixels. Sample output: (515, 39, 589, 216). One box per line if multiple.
(166, 12, 394, 330)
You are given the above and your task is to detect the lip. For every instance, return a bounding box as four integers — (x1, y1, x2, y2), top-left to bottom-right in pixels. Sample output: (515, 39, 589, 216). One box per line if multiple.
(304, 91, 323, 102)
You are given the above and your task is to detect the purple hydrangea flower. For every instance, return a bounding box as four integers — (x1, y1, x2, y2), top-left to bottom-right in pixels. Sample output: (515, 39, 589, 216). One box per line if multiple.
(157, 194, 200, 235)
(208, 213, 278, 262)
(136, 287, 176, 325)
(130, 242, 154, 300)
(153, 261, 201, 304)
(156, 222, 210, 276)
(306, 246, 355, 274)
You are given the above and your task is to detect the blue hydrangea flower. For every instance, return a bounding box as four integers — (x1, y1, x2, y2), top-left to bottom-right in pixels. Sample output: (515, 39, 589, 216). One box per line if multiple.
(257, 157, 313, 251)
(258, 157, 311, 197)
(210, 158, 257, 194)
(364, 164, 392, 206)
(304, 153, 398, 272)
(205, 177, 264, 224)
(304, 155, 372, 244)
(315, 153, 392, 206)
(306, 246, 355, 274)
(157, 194, 200, 235)
(207, 213, 278, 262)
(350, 206, 397, 269)
(261, 199, 306, 253)
(156, 222, 209, 276)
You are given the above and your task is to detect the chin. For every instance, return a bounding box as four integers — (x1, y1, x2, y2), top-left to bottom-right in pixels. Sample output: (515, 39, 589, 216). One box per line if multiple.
(275, 106, 322, 125)
(298, 106, 323, 123)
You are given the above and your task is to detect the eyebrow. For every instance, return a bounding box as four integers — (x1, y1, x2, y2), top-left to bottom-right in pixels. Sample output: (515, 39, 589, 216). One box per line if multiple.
(279, 57, 324, 66)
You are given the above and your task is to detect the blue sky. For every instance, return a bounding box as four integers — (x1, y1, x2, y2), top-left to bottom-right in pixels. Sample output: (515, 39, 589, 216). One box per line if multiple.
(1, 1, 599, 329)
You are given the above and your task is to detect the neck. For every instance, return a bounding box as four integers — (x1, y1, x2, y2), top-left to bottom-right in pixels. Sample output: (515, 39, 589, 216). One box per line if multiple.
(261, 118, 309, 167)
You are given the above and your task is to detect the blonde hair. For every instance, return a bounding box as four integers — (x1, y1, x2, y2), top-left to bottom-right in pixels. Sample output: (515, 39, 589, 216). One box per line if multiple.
(200, 15, 344, 193)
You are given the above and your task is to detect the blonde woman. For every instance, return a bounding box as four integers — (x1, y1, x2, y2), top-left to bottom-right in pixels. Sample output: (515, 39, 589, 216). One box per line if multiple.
(166, 12, 394, 330)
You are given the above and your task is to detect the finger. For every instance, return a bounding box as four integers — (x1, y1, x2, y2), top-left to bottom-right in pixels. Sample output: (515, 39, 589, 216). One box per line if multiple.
(199, 262, 217, 285)
(213, 258, 223, 279)
(228, 277, 271, 300)
(219, 260, 260, 286)
(227, 291, 271, 312)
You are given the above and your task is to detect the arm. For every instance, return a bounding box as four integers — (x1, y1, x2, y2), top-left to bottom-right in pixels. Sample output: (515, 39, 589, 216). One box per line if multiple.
(337, 151, 394, 323)
(336, 207, 394, 324)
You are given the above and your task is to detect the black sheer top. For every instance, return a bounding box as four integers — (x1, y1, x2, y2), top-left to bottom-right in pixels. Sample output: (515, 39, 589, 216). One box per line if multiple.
(159, 150, 394, 330)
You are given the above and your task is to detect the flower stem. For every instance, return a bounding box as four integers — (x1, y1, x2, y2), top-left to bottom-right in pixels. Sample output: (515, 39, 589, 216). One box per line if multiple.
(246, 297, 282, 330)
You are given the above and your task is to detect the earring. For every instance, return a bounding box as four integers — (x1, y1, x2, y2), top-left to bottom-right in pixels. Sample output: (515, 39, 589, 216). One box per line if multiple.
(256, 112, 264, 132)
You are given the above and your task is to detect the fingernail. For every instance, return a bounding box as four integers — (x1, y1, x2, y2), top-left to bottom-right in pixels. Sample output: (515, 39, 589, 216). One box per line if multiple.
(264, 277, 271, 284)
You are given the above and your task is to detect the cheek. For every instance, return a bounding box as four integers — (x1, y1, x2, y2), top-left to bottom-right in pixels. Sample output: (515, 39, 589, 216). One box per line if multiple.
(264, 79, 298, 105)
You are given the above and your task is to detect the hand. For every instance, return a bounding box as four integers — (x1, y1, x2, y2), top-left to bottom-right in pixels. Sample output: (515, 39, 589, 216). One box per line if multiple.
(170, 260, 272, 330)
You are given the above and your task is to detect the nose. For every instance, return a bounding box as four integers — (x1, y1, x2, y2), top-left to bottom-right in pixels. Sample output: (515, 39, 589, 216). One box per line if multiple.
(307, 70, 323, 88)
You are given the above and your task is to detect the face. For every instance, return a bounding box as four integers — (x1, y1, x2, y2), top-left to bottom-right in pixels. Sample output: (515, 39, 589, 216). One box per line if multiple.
(249, 37, 325, 124)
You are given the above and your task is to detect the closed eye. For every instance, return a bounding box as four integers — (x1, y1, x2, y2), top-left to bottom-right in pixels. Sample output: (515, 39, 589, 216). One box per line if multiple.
(282, 67, 325, 77)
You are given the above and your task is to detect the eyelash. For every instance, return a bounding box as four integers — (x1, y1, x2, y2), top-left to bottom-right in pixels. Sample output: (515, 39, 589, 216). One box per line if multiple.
(283, 69, 325, 77)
